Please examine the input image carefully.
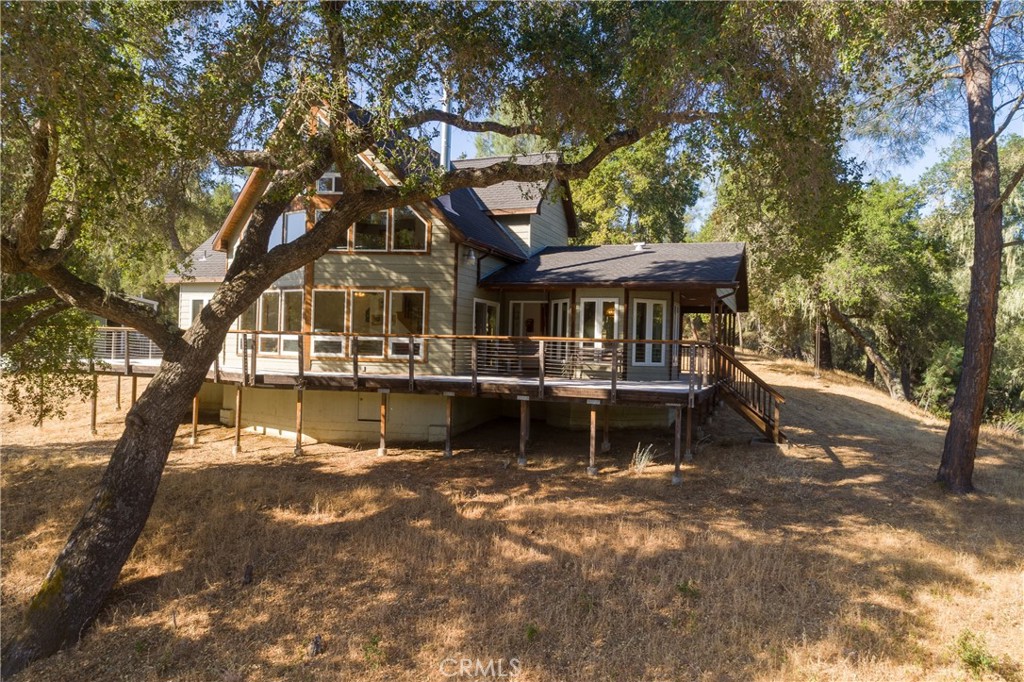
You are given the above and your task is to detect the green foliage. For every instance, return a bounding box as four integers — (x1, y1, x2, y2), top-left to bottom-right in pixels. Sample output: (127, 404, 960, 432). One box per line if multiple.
(953, 629, 997, 678)
(572, 130, 702, 245)
(1, 308, 96, 426)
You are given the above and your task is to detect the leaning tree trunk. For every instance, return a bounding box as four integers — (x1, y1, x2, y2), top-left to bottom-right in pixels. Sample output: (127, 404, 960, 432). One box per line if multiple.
(938, 29, 1004, 493)
(0, 325, 228, 678)
(828, 303, 906, 401)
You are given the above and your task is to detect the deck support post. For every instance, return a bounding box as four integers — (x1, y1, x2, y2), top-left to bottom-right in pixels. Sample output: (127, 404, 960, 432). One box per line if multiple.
(672, 404, 683, 485)
(378, 389, 389, 456)
(232, 385, 243, 455)
(190, 394, 199, 445)
(685, 396, 694, 462)
(89, 362, 98, 436)
(586, 400, 600, 476)
(294, 388, 304, 456)
(601, 404, 611, 453)
(294, 341, 305, 457)
(130, 375, 138, 407)
(115, 375, 122, 411)
(443, 392, 454, 458)
(518, 396, 529, 466)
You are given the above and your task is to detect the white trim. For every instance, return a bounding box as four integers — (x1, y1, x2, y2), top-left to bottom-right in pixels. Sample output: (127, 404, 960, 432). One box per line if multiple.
(577, 297, 619, 348)
(311, 289, 348, 357)
(632, 298, 666, 366)
(472, 298, 499, 336)
(350, 289, 387, 358)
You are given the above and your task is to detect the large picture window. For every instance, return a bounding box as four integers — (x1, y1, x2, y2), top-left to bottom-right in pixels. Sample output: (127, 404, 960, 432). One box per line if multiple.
(389, 291, 426, 358)
(351, 290, 386, 357)
(312, 290, 346, 356)
(633, 299, 666, 366)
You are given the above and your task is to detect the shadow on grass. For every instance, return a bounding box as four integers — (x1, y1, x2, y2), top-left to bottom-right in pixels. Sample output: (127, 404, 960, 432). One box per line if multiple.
(2, 379, 1021, 681)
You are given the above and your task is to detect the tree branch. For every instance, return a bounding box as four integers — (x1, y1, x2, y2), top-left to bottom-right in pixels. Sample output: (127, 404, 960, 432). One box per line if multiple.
(397, 108, 545, 138)
(0, 300, 70, 353)
(22, 261, 182, 351)
(0, 286, 57, 314)
(216, 149, 286, 169)
(990, 161, 1024, 216)
(1004, 238, 1023, 248)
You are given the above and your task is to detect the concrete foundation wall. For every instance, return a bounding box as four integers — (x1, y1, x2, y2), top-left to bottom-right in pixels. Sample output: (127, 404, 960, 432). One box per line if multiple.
(218, 386, 502, 445)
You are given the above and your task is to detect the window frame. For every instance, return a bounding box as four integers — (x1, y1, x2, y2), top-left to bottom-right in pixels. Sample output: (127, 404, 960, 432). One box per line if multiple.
(349, 289, 388, 358)
(577, 298, 620, 349)
(632, 298, 667, 366)
(388, 289, 427, 359)
(311, 289, 348, 357)
(389, 206, 430, 253)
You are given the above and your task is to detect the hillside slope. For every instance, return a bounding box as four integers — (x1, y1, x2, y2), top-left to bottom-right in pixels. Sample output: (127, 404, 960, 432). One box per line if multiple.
(2, 355, 1021, 681)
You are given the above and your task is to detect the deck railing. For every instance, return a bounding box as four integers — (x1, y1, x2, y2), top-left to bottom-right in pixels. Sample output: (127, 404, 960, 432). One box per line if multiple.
(91, 326, 715, 386)
(713, 345, 785, 442)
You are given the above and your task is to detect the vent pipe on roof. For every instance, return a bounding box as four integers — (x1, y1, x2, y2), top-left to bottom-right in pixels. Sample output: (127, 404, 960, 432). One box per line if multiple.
(440, 81, 452, 170)
(633, 242, 647, 252)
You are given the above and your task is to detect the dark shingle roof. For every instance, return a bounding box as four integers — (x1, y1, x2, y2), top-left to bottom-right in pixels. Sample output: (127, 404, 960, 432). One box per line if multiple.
(433, 189, 525, 260)
(482, 242, 747, 288)
(451, 153, 555, 213)
(165, 231, 227, 283)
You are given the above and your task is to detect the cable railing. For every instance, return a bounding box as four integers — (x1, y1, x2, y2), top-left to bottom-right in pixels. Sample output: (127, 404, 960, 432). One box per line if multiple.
(93, 327, 163, 371)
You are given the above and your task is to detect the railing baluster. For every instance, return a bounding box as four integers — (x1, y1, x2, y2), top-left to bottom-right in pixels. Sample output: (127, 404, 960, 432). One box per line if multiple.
(609, 341, 617, 403)
(123, 329, 131, 375)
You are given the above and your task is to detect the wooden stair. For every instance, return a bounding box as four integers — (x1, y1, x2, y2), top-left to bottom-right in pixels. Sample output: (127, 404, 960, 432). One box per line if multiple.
(713, 347, 786, 444)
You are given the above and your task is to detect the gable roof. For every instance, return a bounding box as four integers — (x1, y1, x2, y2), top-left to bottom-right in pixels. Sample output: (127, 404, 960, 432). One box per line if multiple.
(451, 153, 556, 213)
(481, 241, 749, 310)
(164, 231, 227, 284)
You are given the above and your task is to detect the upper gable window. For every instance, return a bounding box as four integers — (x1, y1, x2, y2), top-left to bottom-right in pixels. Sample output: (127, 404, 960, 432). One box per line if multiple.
(392, 207, 427, 251)
(266, 211, 306, 250)
(317, 173, 344, 194)
(353, 211, 389, 251)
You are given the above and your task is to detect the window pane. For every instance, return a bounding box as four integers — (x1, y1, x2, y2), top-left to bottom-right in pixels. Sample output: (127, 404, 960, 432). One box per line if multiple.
(313, 291, 345, 332)
(239, 301, 257, 330)
(634, 302, 647, 362)
(582, 302, 596, 338)
(317, 177, 333, 193)
(191, 299, 204, 323)
(267, 216, 284, 250)
(351, 291, 385, 335)
(283, 291, 302, 332)
(601, 301, 616, 339)
(260, 292, 280, 331)
(284, 212, 306, 243)
(392, 207, 426, 251)
(354, 211, 388, 250)
(390, 292, 425, 335)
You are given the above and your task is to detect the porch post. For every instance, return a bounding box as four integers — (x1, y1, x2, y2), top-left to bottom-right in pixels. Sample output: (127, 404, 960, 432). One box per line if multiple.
(443, 392, 454, 458)
(130, 376, 138, 407)
(295, 340, 305, 456)
(89, 362, 98, 436)
(586, 399, 600, 476)
(685, 394, 694, 462)
(518, 396, 529, 466)
(232, 385, 243, 455)
(672, 403, 683, 485)
(378, 389, 389, 456)
(190, 394, 199, 445)
(115, 375, 121, 411)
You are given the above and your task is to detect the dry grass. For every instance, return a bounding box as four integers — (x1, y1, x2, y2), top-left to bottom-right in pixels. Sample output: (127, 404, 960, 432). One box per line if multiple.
(2, 357, 1022, 681)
